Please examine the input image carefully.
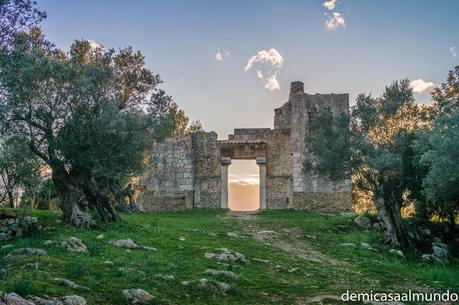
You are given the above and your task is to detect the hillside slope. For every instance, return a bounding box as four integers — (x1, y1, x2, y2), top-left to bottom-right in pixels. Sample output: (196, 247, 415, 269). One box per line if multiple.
(0, 210, 458, 304)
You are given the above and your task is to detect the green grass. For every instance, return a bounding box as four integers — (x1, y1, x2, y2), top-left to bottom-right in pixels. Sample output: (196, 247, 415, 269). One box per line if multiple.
(0, 209, 457, 304)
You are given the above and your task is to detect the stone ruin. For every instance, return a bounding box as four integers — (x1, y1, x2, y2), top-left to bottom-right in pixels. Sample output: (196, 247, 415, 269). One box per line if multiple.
(137, 81, 352, 212)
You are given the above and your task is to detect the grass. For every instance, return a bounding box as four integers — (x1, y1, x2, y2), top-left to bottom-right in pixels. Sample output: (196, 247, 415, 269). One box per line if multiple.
(0, 208, 457, 304)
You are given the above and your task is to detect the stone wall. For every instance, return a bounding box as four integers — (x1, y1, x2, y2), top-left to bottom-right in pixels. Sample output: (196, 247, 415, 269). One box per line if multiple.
(228, 128, 271, 140)
(139, 135, 194, 211)
(192, 132, 221, 208)
(139, 80, 352, 213)
(266, 129, 292, 209)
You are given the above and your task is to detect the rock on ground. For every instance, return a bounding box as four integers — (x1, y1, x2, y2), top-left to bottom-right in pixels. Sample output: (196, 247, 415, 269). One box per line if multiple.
(62, 295, 86, 305)
(109, 239, 139, 249)
(61, 237, 88, 253)
(122, 289, 154, 304)
(432, 242, 449, 258)
(197, 278, 231, 293)
(389, 249, 404, 257)
(354, 215, 371, 229)
(4, 247, 46, 259)
(204, 268, 239, 280)
(27, 296, 63, 305)
(53, 278, 89, 290)
(204, 248, 248, 263)
(4, 293, 35, 305)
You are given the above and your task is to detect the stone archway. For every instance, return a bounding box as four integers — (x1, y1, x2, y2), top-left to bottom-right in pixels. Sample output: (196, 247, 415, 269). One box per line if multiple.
(219, 139, 267, 210)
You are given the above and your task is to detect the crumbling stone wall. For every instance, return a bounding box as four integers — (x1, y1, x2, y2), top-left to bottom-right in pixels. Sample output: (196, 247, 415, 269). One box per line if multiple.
(228, 128, 271, 140)
(139, 80, 352, 213)
(192, 132, 221, 208)
(138, 135, 194, 211)
(265, 129, 292, 209)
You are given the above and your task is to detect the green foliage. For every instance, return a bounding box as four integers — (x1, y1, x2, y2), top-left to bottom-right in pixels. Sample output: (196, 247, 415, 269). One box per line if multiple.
(0, 29, 173, 223)
(305, 79, 434, 246)
(165, 102, 204, 138)
(305, 108, 350, 180)
(66, 261, 89, 279)
(414, 67, 459, 225)
(0, 136, 41, 207)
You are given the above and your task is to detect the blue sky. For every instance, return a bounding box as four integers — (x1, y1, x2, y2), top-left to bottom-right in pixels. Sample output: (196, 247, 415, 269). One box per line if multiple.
(39, 0, 458, 139)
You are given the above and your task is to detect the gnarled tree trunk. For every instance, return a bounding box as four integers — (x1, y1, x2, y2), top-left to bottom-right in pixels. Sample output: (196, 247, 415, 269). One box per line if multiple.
(51, 165, 94, 228)
(79, 171, 120, 223)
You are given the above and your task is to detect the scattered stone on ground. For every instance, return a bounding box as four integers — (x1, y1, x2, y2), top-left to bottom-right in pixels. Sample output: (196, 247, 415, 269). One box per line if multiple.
(104, 260, 114, 266)
(360, 242, 376, 251)
(27, 296, 63, 305)
(288, 267, 298, 273)
(118, 267, 134, 273)
(109, 239, 139, 249)
(204, 248, 248, 263)
(62, 295, 86, 305)
(122, 289, 154, 304)
(142, 246, 157, 251)
(197, 278, 231, 294)
(389, 249, 404, 257)
(181, 280, 191, 286)
(252, 258, 270, 263)
(257, 230, 279, 235)
(155, 274, 175, 281)
(20, 262, 39, 270)
(0, 214, 41, 241)
(340, 242, 356, 247)
(96, 234, 104, 240)
(1, 244, 13, 249)
(4, 293, 35, 305)
(53, 278, 89, 290)
(44, 240, 55, 245)
(178, 236, 186, 241)
(61, 237, 88, 253)
(226, 232, 238, 237)
(5, 247, 46, 259)
(432, 242, 449, 258)
(354, 215, 371, 229)
(204, 268, 239, 280)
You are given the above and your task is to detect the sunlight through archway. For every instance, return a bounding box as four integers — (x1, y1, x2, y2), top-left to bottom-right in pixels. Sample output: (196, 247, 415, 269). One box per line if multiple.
(228, 160, 259, 211)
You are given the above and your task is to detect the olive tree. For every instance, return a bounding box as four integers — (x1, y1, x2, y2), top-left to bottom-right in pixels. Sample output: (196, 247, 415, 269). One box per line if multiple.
(0, 29, 172, 226)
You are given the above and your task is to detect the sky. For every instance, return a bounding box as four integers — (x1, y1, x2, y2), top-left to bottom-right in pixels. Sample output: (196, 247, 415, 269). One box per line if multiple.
(38, 0, 459, 139)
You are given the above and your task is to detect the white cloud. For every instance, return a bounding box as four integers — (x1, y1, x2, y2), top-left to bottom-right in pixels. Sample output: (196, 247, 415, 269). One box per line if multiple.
(450, 46, 457, 57)
(256, 70, 264, 79)
(264, 74, 280, 90)
(244, 48, 284, 90)
(244, 48, 284, 72)
(410, 79, 437, 94)
(323, 0, 337, 10)
(87, 39, 101, 50)
(325, 12, 345, 30)
(215, 48, 229, 62)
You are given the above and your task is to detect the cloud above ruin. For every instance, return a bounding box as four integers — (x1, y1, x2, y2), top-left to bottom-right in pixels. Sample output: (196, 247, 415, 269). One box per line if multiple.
(215, 48, 229, 62)
(323, 0, 337, 10)
(410, 79, 437, 94)
(244, 48, 284, 91)
(325, 12, 346, 30)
